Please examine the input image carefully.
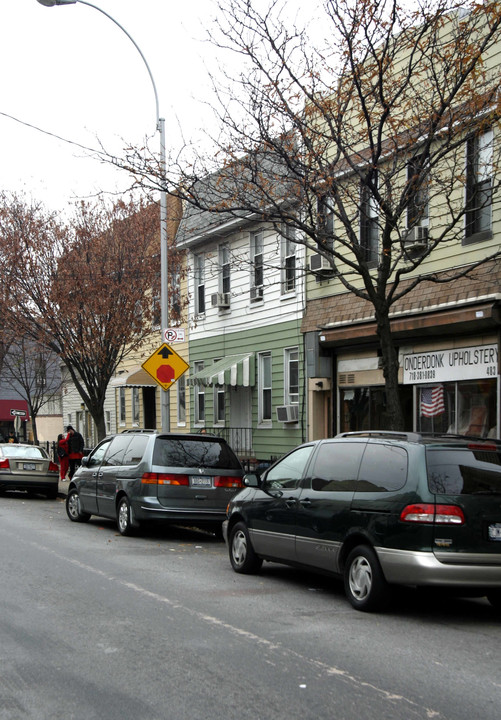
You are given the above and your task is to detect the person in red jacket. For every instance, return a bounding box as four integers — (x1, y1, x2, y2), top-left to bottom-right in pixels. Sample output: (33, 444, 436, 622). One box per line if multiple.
(57, 433, 69, 481)
(66, 425, 85, 480)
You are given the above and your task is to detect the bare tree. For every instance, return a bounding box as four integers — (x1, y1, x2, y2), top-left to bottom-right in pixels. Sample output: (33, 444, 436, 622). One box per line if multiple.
(1, 338, 62, 444)
(156, 0, 501, 430)
(0, 193, 182, 440)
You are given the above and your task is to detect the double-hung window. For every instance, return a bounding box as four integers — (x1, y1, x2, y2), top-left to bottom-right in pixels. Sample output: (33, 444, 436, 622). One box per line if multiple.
(194, 253, 205, 314)
(250, 230, 264, 300)
(132, 387, 140, 426)
(318, 195, 335, 251)
(213, 358, 225, 425)
(360, 180, 379, 264)
(119, 387, 126, 426)
(177, 375, 186, 426)
(258, 352, 272, 423)
(407, 156, 429, 230)
(193, 361, 205, 425)
(282, 225, 297, 294)
(284, 347, 299, 405)
(220, 245, 230, 295)
(465, 129, 493, 242)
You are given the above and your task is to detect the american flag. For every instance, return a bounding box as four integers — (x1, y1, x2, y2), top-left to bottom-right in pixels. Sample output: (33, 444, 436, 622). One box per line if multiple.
(421, 385, 445, 417)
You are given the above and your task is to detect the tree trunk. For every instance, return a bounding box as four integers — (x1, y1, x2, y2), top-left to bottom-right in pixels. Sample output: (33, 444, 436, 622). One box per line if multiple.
(376, 311, 405, 431)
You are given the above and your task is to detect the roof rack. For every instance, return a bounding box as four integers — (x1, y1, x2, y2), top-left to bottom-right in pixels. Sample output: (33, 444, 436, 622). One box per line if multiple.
(335, 430, 423, 442)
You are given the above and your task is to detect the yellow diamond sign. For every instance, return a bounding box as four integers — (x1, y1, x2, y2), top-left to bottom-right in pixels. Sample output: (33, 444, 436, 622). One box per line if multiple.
(141, 343, 190, 391)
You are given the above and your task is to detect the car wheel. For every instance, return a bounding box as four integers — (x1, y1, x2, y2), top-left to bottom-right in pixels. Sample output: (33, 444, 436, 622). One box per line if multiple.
(66, 488, 91, 523)
(486, 590, 501, 610)
(344, 545, 391, 612)
(116, 496, 135, 536)
(229, 521, 262, 574)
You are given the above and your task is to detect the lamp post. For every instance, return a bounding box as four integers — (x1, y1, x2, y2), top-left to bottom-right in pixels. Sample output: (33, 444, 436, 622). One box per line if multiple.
(36, 0, 170, 432)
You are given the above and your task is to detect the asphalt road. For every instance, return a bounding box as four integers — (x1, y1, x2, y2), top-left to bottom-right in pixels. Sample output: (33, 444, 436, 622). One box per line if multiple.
(1, 492, 500, 720)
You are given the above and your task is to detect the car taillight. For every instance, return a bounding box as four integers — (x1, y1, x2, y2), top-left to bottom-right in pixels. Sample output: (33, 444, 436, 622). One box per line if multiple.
(48, 461, 59, 473)
(400, 503, 465, 525)
(141, 473, 189, 486)
(214, 476, 244, 488)
(0, 458, 10, 469)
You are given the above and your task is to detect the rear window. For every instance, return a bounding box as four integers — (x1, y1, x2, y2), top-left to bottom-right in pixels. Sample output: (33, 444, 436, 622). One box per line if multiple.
(153, 438, 242, 470)
(427, 447, 501, 495)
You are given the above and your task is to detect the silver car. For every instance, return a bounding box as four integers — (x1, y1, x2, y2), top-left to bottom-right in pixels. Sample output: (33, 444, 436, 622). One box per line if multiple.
(66, 431, 245, 536)
(0, 443, 59, 499)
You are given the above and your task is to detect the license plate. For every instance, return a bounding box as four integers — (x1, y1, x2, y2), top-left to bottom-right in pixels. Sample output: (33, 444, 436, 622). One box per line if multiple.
(23, 463, 36, 471)
(488, 523, 501, 541)
(191, 476, 212, 488)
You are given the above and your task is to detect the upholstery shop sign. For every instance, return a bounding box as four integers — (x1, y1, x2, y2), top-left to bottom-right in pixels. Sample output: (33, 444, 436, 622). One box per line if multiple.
(403, 344, 498, 384)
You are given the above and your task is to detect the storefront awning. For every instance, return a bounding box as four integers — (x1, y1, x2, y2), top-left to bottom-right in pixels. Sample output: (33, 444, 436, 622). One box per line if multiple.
(0, 399, 30, 422)
(109, 366, 157, 388)
(187, 353, 255, 387)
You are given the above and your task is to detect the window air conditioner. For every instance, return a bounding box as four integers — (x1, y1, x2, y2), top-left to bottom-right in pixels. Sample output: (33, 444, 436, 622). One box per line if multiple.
(250, 286, 264, 302)
(309, 253, 334, 275)
(405, 225, 428, 251)
(211, 292, 230, 308)
(276, 404, 299, 423)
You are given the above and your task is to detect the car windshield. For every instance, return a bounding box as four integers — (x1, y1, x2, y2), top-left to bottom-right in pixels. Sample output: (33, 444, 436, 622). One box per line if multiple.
(427, 447, 501, 495)
(153, 438, 241, 470)
(1, 445, 47, 460)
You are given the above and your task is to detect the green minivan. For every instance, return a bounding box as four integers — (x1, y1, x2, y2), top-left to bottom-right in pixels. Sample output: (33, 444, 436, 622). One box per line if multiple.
(223, 432, 501, 612)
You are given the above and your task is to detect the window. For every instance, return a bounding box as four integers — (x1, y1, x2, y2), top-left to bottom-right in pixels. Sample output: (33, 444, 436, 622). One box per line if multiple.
(194, 361, 205, 424)
(251, 230, 264, 291)
(263, 445, 315, 490)
(318, 195, 335, 250)
(177, 375, 186, 426)
(358, 444, 408, 491)
(258, 352, 272, 423)
(284, 347, 299, 405)
(417, 379, 496, 438)
(194, 254, 205, 314)
(340, 385, 413, 433)
(119, 388, 126, 425)
(105, 410, 112, 435)
(281, 225, 297, 293)
(103, 435, 132, 467)
(220, 245, 231, 295)
(407, 156, 429, 229)
(123, 435, 149, 466)
(465, 129, 493, 241)
(132, 387, 140, 426)
(360, 181, 378, 264)
(212, 358, 225, 425)
(170, 269, 182, 322)
(152, 292, 161, 328)
(310, 442, 366, 491)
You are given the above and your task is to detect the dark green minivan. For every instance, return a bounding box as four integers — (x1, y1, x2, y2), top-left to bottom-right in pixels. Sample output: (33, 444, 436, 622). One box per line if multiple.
(223, 432, 501, 612)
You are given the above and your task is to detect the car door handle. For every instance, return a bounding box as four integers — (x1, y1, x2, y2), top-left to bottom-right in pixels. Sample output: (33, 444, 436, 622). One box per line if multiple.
(299, 498, 312, 507)
(92, 472, 103, 478)
(285, 498, 297, 508)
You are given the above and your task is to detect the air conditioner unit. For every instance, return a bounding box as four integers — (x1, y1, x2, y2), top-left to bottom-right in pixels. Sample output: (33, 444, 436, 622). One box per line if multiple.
(250, 286, 263, 302)
(276, 405, 299, 423)
(211, 292, 230, 308)
(405, 225, 428, 250)
(309, 253, 334, 275)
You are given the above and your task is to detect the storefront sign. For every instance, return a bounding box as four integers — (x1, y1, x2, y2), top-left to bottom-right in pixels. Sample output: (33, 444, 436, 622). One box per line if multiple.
(403, 344, 498, 384)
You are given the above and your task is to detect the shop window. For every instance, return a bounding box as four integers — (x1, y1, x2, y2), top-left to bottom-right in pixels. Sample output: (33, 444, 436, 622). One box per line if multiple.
(417, 380, 496, 438)
(340, 385, 413, 433)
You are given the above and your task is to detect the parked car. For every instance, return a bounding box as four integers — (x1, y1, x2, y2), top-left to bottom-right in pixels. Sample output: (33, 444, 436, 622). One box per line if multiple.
(66, 431, 245, 536)
(0, 443, 59, 499)
(223, 432, 501, 612)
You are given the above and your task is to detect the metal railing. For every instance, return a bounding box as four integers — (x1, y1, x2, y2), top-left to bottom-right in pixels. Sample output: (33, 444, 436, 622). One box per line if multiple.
(201, 426, 253, 457)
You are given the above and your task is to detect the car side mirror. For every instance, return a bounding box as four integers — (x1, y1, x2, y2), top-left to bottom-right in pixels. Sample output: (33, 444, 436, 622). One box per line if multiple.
(244, 473, 260, 487)
(80, 456, 89, 468)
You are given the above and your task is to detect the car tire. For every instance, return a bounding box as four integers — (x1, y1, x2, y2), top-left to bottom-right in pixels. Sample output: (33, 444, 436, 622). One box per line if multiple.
(116, 496, 135, 537)
(66, 488, 91, 523)
(486, 590, 501, 610)
(344, 545, 391, 612)
(229, 521, 262, 574)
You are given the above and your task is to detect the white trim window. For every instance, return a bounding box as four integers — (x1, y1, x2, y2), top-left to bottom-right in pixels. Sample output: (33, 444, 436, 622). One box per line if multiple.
(318, 195, 335, 251)
(258, 351, 272, 424)
(132, 387, 140, 426)
(284, 347, 299, 405)
(465, 128, 493, 241)
(177, 375, 186, 426)
(220, 245, 230, 295)
(250, 230, 264, 297)
(407, 156, 429, 230)
(194, 361, 205, 425)
(360, 178, 378, 264)
(105, 410, 112, 435)
(194, 253, 205, 315)
(281, 225, 297, 294)
(119, 388, 126, 426)
(212, 358, 225, 425)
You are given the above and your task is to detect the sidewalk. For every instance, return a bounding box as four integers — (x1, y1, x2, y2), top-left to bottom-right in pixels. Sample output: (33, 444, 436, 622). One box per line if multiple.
(58, 479, 69, 498)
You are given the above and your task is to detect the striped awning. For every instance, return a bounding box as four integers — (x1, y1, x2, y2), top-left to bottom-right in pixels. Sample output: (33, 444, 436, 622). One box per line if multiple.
(187, 353, 255, 387)
(109, 366, 157, 388)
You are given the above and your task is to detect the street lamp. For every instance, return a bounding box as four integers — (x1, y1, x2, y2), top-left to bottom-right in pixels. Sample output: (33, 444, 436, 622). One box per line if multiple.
(36, 0, 170, 432)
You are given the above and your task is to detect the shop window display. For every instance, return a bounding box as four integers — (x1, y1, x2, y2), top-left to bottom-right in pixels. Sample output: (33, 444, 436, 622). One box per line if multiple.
(417, 379, 497, 438)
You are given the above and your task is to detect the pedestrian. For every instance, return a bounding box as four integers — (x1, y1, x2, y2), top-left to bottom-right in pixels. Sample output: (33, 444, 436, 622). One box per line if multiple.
(8, 430, 18, 443)
(57, 432, 69, 482)
(66, 425, 85, 480)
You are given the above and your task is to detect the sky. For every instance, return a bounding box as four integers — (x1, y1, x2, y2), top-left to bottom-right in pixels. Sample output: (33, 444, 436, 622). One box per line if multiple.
(0, 0, 225, 214)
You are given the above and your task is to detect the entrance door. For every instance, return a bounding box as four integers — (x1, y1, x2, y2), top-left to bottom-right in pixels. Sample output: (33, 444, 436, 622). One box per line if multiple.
(142, 387, 157, 429)
(229, 386, 252, 454)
